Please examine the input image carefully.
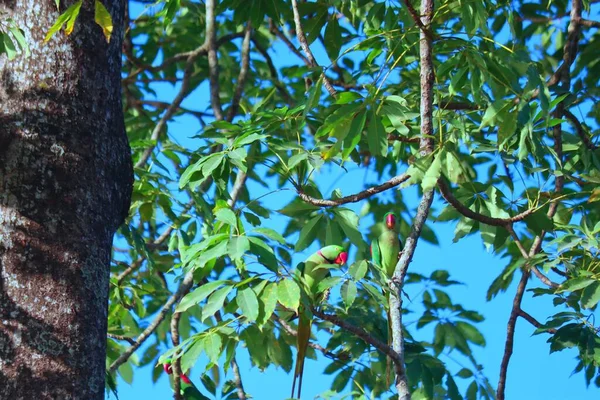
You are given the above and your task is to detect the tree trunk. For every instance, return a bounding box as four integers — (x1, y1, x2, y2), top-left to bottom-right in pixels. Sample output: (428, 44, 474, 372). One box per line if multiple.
(0, 1, 131, 399)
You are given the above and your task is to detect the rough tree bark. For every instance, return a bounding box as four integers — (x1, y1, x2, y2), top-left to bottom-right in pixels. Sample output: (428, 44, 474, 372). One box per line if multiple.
(0, 1, 131, 399)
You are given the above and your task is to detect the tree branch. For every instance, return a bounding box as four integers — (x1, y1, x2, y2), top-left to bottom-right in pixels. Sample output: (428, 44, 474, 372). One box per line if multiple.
(206, 0, 224, 120)
(498, 2, 582, 398)
(295, 173, 410, 207)
(227, 23, 253, 121)
(122, 32, 246, 83)
(564, 110, 596, 150)
(290, 0, 337, 97)
(108, 272, 195, 374)
(231, 358, 248, 400)
(518, 309, 557, 334)
(388, 2, 436, 398)
(311, 309, 402, 366)
(497, 270, 530, 400)
(273, 315, 338, 359)
(402, 0, 434, 41)
(251, 37, 295, 104)
(437, 179, 535, 227)
(269, 19, 310, 65)
(107, 333, 136, 345)
(170, 311, 183, 400)
(133, 44, 207, 168)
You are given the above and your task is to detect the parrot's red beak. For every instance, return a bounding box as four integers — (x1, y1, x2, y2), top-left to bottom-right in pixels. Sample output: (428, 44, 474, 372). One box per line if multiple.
(180, 374, 192, 384)
(385, 213, 396, 229)
(335, 252, 348, 265)
(163, 363, 173, 374)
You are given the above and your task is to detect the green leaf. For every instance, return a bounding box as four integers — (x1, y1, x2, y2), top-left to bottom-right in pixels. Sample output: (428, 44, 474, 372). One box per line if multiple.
(202, 285, 234, 321)
(1, 34, 17, 60)
(348, 260, 368, 280)
(203, 333, 223, 365)
(333, 208, 365, 249)
(367, 108, 387, 157)
(303, 75, 323, 120)
(317, 276, 342, 293)
(237, 288, 259, 321)
(421, 150, 444, 191)
(118, 361, 134, 384)
(176, 280, 226, 313)
(258, 282, 278, 325)
(295, 214, 323, 251)
(340, 280, 357, 309)
(342, 109, 367, 159)
(215, 208, 238, 227)
(524, 208, 554, 234)
(45, 0, 83, 42)
(456, 321, 485, 346)
(253, 227, 286, 245)
(303, 7, 328, 45)
(581, 281, 600, 308)
(277, 279, 301, 312)
(181, 339, 204, 373)
(248, 237, 279, 272)
(64, 0, 83, 35)
(228, 236, 250, 261)
(94, 0, 113, 42)
(324, 15, 342, 61)
(558, 277, 595, 293)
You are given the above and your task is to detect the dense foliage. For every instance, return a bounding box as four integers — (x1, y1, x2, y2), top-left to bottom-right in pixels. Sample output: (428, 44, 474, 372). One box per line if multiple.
(5, 0, 599, 399)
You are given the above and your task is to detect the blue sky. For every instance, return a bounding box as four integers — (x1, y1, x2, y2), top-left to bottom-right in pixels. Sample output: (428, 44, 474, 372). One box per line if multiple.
(114, 2, 600, 399)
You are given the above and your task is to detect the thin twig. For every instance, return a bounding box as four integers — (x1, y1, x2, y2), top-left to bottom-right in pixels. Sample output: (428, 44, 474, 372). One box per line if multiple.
(251, 37, 295, 104)
(295, 173, 410, 207)
(122, 32, 246, 83)
(107, 333, 136, 345)
(269, 19, 310, 65)
(134, 45, 208, 168)
(290, 0, 337, 97)
(564, 110, 596, 150)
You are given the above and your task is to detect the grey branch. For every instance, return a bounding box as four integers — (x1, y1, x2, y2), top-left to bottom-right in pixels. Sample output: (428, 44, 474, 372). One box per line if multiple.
(295, 174, 410, 207)
(290, 0, 337, 97)
(311, 309, 403, 366)
(389, 1, 436, 398)
(437, 179, 535, 227)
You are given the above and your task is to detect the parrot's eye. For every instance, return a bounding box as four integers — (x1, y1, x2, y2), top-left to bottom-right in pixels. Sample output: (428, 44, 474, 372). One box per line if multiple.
(336, 252, 348, 265)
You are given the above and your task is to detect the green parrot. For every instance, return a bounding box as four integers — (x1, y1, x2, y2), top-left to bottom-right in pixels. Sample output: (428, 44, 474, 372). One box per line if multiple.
(370, 212, 403, 384)
(163, 359, 206, 400)
(371, 212, 402, 278)
(291, 245, 348, 399)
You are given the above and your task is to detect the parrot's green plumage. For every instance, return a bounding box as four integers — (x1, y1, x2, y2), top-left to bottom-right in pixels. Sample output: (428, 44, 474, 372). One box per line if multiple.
(291, 245, 348, 399)
(371, 212, 402, 278)
(370, 212, 403, 385)
(163, 360, 206, 400)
